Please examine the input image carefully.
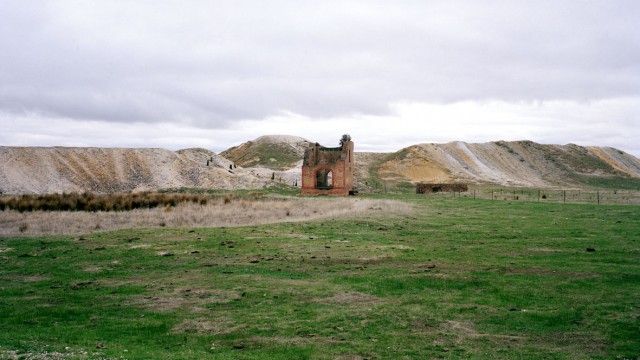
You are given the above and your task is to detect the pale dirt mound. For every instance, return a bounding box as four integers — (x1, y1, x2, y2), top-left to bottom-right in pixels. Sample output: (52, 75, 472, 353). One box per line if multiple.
(2, 139, 639, 194)
(0, 146, 268, 194)
(253, 135, 310, 146)
(353, 152, 388, 184)
(373, 141, 640, 188)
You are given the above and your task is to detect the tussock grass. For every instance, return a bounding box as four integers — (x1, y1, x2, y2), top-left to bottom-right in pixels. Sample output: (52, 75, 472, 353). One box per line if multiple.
(0, 192, 208, 212)
(0, 197, 410, 236)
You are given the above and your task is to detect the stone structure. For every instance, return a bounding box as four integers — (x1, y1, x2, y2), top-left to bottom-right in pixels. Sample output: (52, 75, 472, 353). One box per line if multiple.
(416, 183, 468, 194)
(301, 135, 354, 196)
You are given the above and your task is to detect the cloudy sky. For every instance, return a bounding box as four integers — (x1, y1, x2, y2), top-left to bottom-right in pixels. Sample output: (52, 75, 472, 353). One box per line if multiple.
(1, 1, 639, 156)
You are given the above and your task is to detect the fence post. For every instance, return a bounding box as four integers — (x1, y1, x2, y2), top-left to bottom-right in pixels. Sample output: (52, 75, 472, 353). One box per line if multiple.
(563, 190, 566, 204)
(597, 191, 600, 205)
(537, 189, 540, 203)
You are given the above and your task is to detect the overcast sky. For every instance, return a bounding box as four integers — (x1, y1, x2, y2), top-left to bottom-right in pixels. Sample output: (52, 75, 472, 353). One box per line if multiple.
(1, 1, 639, 156)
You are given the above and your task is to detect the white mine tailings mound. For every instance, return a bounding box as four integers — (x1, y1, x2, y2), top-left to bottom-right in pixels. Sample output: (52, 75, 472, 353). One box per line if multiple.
(376, 141, 640, 188)
(2, 139, 640, 194)
(0, 147, 266, 194)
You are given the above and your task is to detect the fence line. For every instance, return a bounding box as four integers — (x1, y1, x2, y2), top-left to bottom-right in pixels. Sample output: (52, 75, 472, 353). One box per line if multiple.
(427, 188, 640, 206)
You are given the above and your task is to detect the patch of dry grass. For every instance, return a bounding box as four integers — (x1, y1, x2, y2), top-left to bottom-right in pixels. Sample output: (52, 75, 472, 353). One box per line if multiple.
(0, 197, 410, 236)
(172, 317, 244, 335)
(0, 192, 208, 212)
(313, 291, 382, 306)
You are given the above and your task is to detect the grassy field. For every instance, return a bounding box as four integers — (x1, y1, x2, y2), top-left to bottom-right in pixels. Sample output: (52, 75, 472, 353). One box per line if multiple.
(1, 194, 638, 359)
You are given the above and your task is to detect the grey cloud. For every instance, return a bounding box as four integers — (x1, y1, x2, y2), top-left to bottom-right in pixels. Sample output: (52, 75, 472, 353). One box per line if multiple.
(1, 0, 639, 126)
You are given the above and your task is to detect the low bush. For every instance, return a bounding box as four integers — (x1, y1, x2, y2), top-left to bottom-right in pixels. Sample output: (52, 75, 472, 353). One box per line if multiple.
(0, 192, 209, 212)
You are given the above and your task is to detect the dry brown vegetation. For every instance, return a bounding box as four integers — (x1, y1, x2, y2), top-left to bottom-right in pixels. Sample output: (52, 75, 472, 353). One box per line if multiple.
(0, 192, 208, 212)
(0, 196, 410, 236)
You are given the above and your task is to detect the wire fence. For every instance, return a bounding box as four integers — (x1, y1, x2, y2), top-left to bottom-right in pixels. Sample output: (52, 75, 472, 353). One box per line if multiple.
(426, 188, 640, 206)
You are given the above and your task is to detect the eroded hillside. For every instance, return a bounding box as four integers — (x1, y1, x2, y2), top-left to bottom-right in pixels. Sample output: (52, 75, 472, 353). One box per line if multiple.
(374, 141, 640, 188)
(0, 147, 266, 194)
(2, 139, 640, 194)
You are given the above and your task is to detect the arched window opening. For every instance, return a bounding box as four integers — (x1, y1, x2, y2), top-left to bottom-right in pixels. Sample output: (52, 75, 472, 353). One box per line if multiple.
(315, 169, 333, 190)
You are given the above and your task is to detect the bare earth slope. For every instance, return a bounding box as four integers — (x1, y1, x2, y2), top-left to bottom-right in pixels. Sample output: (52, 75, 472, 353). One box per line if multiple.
(376, 141, 640, 188)
(0, 147, 266, 194)
(2, 140, 640, 194)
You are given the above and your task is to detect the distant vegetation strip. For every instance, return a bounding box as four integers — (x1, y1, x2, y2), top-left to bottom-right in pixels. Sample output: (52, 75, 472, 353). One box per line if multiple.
(0, 192, 209, 212)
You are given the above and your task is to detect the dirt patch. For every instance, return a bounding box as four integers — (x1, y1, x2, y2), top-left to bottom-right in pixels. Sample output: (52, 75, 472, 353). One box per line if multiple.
(442, 320, 526, 341)
(527, 247, 564, 253)
(248, 336, 308, 346)
(375, 245, 415, 251)
(172, 317, 244, 335)
(16, 275, 49, 282)
(0, 247, 14, 253)
(357, 254, 394, 263)
(0, 349, 95, 359)
(334, 356, 369, 360)
(129, 244, 151, 249)
(314, 291, 382, 306)
(424, 273, 453, 279)
(136, 288, 241, 312)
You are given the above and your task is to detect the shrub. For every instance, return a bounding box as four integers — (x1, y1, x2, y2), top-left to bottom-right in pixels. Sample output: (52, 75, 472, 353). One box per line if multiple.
(0, 192, 211, 212)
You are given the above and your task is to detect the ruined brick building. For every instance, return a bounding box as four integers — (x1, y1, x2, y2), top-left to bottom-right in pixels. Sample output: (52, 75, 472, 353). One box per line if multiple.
(301, 135, 355, 195)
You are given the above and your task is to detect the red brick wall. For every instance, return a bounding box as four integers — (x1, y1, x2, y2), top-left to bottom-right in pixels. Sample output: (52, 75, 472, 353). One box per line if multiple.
(301, 141, 354, 196)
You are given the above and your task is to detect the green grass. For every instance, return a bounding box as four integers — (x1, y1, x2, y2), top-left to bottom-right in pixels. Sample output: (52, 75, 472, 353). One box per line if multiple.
(571, 175, 640, 190)
(1, 195, 639, 359)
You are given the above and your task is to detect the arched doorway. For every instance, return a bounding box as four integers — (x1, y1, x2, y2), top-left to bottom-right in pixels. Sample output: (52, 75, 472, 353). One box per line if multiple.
(315, 169, 333, 189)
